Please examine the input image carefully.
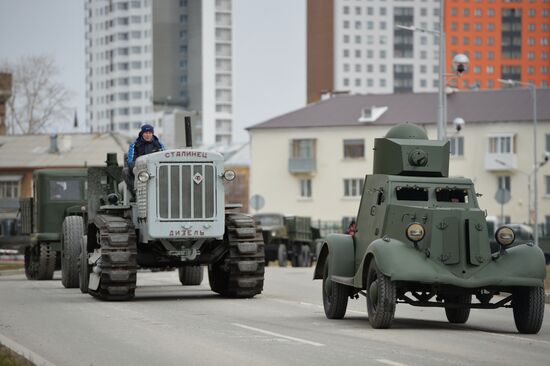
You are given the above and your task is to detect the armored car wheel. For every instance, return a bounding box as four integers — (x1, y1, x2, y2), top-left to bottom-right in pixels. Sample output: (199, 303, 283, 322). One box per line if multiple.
(444, 294, 471, 324)
(366, 260, 396, 329)
(277, 244, 287, 267)
(24, 243, 56, 280)
(512, 286, 545, 334)
(322, 260, 349, 319)
(178, 266, 204, 286)
(208, 213, 265, 298)
(87, 215, 137, 301)
(61, 216, 84, 288)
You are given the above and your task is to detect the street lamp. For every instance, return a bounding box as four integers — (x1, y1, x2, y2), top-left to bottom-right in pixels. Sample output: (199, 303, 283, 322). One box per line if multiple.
(396, 3, 469, 141)
(497, 78, 540, 245)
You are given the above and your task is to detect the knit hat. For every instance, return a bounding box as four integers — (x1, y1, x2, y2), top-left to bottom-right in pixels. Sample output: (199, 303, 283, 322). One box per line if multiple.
(140, 124, 154, 134)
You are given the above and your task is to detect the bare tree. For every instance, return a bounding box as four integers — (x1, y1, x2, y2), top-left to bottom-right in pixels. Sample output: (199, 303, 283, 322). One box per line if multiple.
(0, 55, 74, 134)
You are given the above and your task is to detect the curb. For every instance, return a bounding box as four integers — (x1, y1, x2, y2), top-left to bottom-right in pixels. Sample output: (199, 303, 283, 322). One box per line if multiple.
(0, 269, 24, 277)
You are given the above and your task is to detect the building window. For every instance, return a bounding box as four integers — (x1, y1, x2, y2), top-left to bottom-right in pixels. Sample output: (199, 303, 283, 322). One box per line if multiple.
(498, 176, 511, 191)
(488, 135, 514, 154)
(450, 136, 464, 156)
(343, 139, 365, 159)
(300, 179, 312, 198)
(344, 178, 364, 198)
(291, 139, 316, 159)
(0, 180, 20, 198)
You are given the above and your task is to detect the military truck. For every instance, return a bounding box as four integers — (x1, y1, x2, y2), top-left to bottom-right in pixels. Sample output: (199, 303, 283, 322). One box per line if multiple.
(314, 124, 546, 334)
(254, 213, 318, 267)
(62, 119, 265, 300)
(20, 169, 87, 283)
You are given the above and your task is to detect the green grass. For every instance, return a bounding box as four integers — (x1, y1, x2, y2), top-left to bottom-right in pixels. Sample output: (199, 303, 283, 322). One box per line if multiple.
(0, 263, 24, 271)
(0, 344, 34, 366)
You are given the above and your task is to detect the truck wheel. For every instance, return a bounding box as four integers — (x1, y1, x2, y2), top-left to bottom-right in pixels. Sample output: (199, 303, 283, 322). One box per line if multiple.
(444, 294, 471, 324)
(366, 260, 396, 329)
(178, 266, 204, 286)
(322, 260, 348, 319)
(290, 243, 300, 267)
(512, 286, 545, 334)
(277, 244, 287, 267)
(79, 235, 90, 293)
(209, 213, 265, 298)
(61, 216, 84, 288)
(24, 243, 56, 280)
(299, 245, 312, 267)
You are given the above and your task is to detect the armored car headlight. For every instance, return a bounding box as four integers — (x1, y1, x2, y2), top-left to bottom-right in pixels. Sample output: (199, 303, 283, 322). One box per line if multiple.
(223, 170, 236, 181)
(495, 226, 515, 246)
(406, 223, 425, 243)
(137, 170, 151, 183)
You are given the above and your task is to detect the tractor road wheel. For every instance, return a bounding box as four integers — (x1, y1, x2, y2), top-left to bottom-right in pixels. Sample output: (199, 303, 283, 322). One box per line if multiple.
(209, 213, 265, 298)
(178, 266, 204, 286)
(322, 259, 349, 319)
(366, 260, 396, 329)
(512, 286, 545, 334)
(79, 235, 90, 293)
(87, 215, 137, 301)
(444, 294, 471, 324)
(277, 244, 287, 267)
(61, 216, 84, 288)
(24, 243, 56, 280)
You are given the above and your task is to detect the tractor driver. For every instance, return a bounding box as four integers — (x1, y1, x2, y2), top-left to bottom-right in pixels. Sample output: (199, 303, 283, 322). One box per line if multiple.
(124, 124, 165, 191)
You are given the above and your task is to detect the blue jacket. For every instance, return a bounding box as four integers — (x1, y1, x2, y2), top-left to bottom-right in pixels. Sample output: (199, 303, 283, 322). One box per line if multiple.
(127, 134, 165, 169)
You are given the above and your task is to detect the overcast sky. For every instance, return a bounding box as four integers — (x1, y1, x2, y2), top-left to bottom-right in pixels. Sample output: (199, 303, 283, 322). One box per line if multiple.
(0, 0, 306, 142)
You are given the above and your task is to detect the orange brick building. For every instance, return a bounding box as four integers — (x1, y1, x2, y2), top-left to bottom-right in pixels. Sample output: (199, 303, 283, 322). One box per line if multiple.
(446, 0, 550, 90)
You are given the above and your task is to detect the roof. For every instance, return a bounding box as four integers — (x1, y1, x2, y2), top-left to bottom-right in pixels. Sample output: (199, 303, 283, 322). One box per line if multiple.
(0, 133, 130, 169)
(247, 88, 550, 130)
(201, 142, 250, 167)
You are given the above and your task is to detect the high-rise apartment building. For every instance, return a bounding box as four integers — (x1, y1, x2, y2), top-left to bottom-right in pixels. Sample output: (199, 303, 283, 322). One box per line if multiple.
(446, 0, 550, 90)
(85, 0, 233, 145)
(308, 0, 550, 102)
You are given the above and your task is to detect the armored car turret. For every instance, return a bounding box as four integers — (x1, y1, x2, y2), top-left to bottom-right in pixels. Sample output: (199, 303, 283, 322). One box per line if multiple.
(314, 123, 546, 334)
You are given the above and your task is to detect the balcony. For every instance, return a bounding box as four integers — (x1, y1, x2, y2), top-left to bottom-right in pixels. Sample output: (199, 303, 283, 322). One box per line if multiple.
(484, 153, 518, 171)
(288, 158, 316, 174)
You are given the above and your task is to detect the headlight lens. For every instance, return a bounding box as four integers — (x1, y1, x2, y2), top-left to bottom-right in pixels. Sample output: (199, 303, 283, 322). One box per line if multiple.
(223, 170, 236, 181)
(271, 230, 277, 236)
(406, 223, 425, 242)
(495, 226, 515, 246)
(137, 171, 150, 183)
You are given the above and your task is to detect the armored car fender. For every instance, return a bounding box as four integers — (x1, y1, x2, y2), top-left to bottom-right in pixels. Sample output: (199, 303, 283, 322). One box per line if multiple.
(364, 237, 546, 288)
(313, 234, 355, 281)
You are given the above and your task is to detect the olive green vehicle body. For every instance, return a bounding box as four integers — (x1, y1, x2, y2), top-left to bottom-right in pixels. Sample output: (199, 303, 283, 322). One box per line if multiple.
(21, 169, 87, 247)
(314, 126, 546, 297)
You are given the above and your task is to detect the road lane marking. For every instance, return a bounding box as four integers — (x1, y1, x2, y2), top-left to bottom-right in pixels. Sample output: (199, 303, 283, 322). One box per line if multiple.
(376, 359, 410, 366)
(0, 333, 57, 366)
(232, 323, 325, 347)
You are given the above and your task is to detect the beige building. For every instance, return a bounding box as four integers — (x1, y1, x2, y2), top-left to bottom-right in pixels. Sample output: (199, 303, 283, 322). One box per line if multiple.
(248, 89, 550, 233)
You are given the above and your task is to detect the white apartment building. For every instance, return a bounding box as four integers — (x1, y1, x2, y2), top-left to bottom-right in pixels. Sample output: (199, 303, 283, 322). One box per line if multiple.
(85, 0, 233, 145)
(334, 0, 441, 94)
(248, 89, 550, 233)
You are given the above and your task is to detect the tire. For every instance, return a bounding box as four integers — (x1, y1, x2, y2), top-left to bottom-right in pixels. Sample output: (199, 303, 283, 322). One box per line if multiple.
(299, 245, 312, 267)
(512, 286, 545, 334)
(79, 235, 90, 294)
(366, 260, 396, 329)
(277, 244, 287, 267)
(24, 243, 56, 280)
(444, 294, 471, 324)
(208, 213, 265, 298)
(178, 266, 204, 286)
(61, 216, 84, 288)
(322, 260, 349, 319)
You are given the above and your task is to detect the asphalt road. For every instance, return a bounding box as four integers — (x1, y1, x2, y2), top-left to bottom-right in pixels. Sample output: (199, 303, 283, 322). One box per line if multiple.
(1, 267, 549, 366)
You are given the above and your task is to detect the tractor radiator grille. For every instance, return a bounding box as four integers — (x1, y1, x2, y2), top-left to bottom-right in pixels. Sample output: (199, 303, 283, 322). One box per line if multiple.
(157, 163, 216, 220)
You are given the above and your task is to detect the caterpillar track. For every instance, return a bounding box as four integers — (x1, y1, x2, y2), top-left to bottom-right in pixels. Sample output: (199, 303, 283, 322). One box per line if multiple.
(209, 213, 265, 298)
(88, 215, 137, 301)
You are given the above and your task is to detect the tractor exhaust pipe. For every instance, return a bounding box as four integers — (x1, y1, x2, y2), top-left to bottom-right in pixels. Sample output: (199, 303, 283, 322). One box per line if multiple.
(185, 116, 192, 148)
